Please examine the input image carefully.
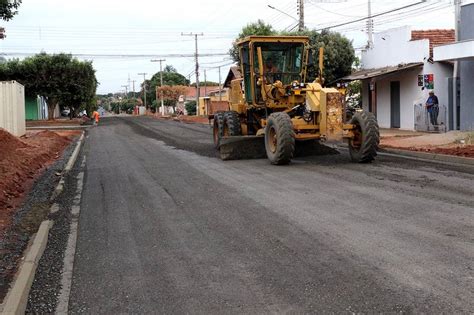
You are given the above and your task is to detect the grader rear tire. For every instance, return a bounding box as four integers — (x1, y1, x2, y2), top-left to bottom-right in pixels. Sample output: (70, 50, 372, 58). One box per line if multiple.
(348, 111, 379, 163)
(265, 112, 295, 165)
(223, 111, 242, 137)
(213, 112, 225, 148)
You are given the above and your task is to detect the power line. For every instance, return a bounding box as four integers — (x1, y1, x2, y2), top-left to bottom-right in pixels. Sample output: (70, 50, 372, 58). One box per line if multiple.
(306, 1, 364, 18)
(202, 62, 234, 70)
(0, 52, 228, 58)
(314, 1, 428, 31)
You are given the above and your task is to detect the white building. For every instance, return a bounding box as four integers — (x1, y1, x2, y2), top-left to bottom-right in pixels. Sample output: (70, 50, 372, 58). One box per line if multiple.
(344, 26, 455, 131)
(434, 3, 474, 131)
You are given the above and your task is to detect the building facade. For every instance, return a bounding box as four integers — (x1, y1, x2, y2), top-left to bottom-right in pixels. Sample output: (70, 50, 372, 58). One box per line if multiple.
(345, 26, 455, 131)
(434, 3, 474, 131)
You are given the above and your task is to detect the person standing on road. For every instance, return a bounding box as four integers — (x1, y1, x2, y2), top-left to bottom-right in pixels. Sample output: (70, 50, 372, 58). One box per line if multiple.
(425, 90, 439, 126)
(92, 110, 100, 125)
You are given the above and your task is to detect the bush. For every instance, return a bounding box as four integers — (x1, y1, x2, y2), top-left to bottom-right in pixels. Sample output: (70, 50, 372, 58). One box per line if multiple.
(185, 101, 196, 115)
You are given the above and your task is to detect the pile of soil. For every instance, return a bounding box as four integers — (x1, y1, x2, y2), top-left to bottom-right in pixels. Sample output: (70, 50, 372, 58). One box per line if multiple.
(26, 118, 83, 127)
(0, 129, 71, 234)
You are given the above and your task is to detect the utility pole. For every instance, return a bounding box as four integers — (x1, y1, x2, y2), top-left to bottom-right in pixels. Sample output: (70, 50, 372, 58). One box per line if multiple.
(151, 59, 166, 115)
(297, 0, 304, 31)
(182, 32, 203, 115)
(204, 69, 207, 96)
(131, 80, 136, 98)
(121, 85, 129, 98)
(218, 66, 222, 102)
(367, 0, 374, 48)
(137, 72, 147, 109)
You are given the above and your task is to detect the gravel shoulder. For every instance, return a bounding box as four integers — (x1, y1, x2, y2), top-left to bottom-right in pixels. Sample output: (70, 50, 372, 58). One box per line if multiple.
(0, 138, 76, 302)
(26, 148, 85, 313)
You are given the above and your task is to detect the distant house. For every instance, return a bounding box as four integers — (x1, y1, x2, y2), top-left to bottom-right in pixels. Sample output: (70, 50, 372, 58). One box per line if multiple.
(183, 87, 209, 102)
(344, 26, 455, 131)
(25, 96, 49, 120)
(197, 88, 230, 116)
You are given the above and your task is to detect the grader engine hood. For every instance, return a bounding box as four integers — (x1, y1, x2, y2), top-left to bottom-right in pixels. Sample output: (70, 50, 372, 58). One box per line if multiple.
(305, 83, 344, 140)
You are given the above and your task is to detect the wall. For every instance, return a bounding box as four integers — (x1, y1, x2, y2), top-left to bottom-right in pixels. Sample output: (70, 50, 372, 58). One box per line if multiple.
(361, 63, 452, 130)
(423, 62, 453, 110)
(460, 3, 474, 130)
(362, 26, 429, 69)
(25, 96, 38, 120)
(0, 81, 26, 136)
(359, 26, 454, 130)
(375, 68, 423, 129)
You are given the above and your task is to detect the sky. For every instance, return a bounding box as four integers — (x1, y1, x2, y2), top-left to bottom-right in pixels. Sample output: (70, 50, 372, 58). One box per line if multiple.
(0, 0, 468, 94)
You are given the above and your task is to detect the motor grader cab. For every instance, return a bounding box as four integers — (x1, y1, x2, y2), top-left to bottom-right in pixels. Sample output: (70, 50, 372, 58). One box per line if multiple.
(214, 35, 379, 164)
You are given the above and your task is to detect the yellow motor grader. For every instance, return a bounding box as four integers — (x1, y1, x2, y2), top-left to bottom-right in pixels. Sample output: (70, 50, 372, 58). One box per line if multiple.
(214, 35, 379, 165)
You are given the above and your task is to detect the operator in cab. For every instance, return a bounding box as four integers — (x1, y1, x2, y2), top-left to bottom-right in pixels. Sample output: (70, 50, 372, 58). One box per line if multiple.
(264, 57, 280, 83)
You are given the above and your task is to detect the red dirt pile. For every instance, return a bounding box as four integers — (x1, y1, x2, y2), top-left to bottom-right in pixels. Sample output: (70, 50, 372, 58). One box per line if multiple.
(410, 145, 474, 158)
(0, 129, 71, 232)
(177, 115, 210, 124)
(380, 135, 474, 158)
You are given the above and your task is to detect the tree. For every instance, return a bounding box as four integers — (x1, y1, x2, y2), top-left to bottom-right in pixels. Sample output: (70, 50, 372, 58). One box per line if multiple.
(229, 20, 276, 63)
(0, 53, 98, 119)
(156, 85, 187, 112)
(191, 81, 219, 87)
(185, 100, 196, 115)
(281, 29, 355, 85)
(0, 0, 21, 21)
(141, 65, 189, 106)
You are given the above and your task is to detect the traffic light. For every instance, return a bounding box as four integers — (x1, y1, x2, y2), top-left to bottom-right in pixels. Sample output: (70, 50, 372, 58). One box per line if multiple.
(0, 27, 6, 39)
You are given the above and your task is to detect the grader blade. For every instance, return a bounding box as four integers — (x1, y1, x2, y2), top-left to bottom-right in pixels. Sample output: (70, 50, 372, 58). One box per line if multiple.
(219, 136, 266, 160)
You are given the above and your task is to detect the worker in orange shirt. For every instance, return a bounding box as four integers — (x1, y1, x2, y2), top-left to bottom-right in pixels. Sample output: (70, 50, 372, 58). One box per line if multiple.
(92, 110, 100, 125)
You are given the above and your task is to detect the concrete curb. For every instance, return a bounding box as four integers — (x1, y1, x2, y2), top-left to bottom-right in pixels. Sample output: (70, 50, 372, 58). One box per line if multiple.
(1, 221, 53, 315)
(50, 132, 85, 201)
(65, 132, 85, 172)
(379, 147, 474, 167)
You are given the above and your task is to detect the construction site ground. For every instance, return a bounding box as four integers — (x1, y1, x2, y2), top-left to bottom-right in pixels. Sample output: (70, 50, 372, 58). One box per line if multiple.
(379, 129, 474, 158)
(0, 129, 79, 300)
(25, 116, 474, 313)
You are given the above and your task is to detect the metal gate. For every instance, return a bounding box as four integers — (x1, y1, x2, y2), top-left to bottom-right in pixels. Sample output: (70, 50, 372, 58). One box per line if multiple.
(414, 103, 447, 132)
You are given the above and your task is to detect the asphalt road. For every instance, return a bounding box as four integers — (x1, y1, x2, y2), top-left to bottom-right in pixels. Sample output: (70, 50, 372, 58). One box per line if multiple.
(67, 116, 474, 313)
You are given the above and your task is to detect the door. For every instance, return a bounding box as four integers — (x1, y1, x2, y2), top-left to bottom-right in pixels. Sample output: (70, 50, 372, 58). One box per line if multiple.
(390, 81, 400, 128)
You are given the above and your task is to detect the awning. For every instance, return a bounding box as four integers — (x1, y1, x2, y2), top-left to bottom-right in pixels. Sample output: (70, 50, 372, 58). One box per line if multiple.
(434, 39, 474, 61)
(342, 62, 423, 81)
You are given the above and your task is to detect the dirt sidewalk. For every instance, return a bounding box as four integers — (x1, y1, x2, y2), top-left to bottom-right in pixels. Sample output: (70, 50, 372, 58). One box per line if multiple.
(380, 130, 474, 158)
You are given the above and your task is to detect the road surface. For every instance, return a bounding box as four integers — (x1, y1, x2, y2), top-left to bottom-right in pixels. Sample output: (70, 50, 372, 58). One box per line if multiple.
(63, 117, 473, 313)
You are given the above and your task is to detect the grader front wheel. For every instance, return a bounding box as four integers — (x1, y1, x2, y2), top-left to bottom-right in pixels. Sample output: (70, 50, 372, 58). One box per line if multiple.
(265, 112, 295, 165)
(348, 111, 380, 163)
(213, 112, 225, 148)
(223, 111, 242, 137)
